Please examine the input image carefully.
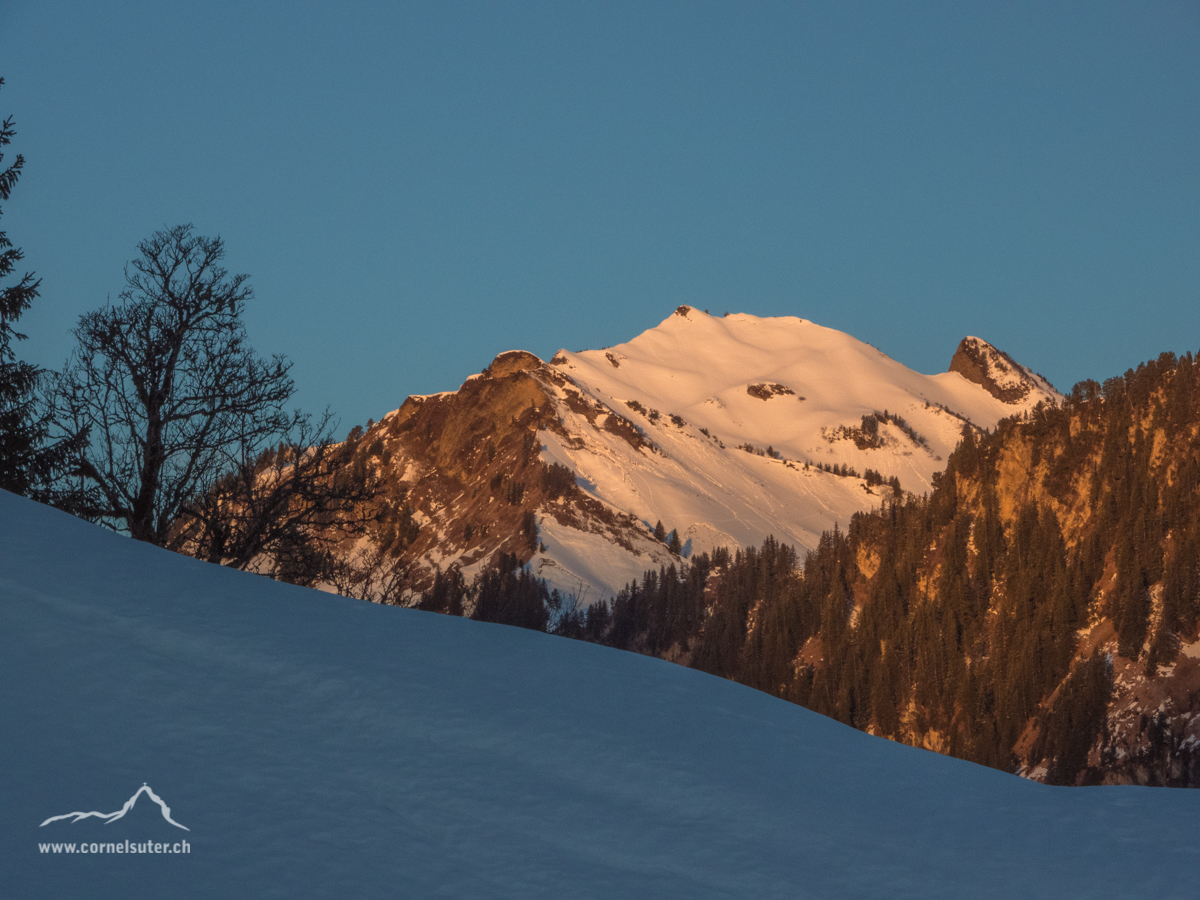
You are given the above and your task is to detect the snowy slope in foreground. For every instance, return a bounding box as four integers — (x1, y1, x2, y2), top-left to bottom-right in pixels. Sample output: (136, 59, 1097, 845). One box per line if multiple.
(3, 492, 1197, 900)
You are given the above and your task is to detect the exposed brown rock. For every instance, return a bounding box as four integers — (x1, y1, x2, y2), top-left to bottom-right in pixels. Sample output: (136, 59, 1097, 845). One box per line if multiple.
(948, 337, 1031, 404)
(484, 350, 543, 379)
(296, 347, 664, 595)
(746, 382, 794, 401)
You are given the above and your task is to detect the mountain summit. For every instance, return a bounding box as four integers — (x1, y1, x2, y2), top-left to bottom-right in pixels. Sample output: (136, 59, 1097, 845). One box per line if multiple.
(330, 309, 1060, 600)
(949, 336, 1057, 404)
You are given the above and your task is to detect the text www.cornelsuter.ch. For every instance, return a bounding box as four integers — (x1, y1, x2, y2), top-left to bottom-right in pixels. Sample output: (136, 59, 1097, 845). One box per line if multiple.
(39, 839, 191, 854)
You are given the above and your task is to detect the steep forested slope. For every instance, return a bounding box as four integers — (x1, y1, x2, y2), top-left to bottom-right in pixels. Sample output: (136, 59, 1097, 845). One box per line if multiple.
(583, 350, 1200, 786)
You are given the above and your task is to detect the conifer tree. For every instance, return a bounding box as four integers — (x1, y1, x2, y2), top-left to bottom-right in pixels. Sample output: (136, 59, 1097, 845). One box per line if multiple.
(667, 528, 682, 556)
(0, 79, 83, 505)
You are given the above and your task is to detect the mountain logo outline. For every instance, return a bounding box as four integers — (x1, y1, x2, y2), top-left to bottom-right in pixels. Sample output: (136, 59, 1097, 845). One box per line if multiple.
(40, 783, 190, 831)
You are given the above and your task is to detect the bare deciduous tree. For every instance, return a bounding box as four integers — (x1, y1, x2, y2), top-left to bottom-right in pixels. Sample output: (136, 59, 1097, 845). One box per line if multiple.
(322, 538, 414, 606)
(52, 225, 304, 544)
(173, 411, 382, 586)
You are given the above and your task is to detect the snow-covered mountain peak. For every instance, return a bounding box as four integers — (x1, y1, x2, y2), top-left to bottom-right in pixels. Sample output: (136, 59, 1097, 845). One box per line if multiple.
(558, 307, 854, 382)
(329, 310, 1063, 601)
(550, 309, 1057, 459)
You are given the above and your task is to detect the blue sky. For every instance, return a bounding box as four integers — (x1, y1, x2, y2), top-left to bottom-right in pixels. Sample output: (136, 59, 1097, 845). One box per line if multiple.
(2, 1, 1197, 432)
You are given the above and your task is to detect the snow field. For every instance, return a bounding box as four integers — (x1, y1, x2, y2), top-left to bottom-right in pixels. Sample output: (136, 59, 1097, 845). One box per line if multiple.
(3, 490, 1198, 899)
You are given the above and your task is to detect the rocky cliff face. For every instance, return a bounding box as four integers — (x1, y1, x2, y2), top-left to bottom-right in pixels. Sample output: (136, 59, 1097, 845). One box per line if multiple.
(974, 402, 1200, 787)
(340, 350, 666, 597)
(333, 309, 1058, 602)
(765, 351, 1200, 786)
(949, 336, 1057, 404)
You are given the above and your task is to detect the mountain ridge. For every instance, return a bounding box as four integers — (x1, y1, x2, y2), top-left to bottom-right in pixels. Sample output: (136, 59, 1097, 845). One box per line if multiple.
(330, 308, 1058, 601)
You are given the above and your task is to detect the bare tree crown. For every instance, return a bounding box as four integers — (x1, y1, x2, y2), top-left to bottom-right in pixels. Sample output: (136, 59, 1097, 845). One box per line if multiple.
(54, 224, 297, 544)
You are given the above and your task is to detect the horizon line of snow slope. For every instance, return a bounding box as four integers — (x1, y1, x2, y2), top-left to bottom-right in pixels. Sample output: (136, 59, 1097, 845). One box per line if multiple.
(525, 309, 1058, 595)
(2, 490, 1196, 899)
(4, 489, 1195, 897)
